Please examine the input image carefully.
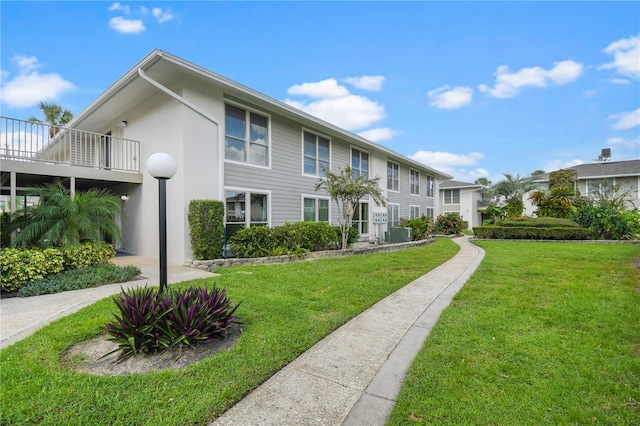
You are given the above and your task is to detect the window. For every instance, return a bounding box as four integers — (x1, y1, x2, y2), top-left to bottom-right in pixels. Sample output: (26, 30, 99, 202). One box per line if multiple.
(387, 161, 399, 191)
(426, 175, 434, 198)
(587, 178, 614, 197)
(303, 197, 330, 222)
(303, 131, 330, 176)
(410, 169, 420, 195)
(443, 189, 460, 204)
(225, 190, 269, 239)
(351, 148, 369, 179)
(225, 103, 269, 166)
(426, 208, 434, 219)
(353, 202, 369, 235)
(387, 204, 399, 232)
(410, 205, 420, 219)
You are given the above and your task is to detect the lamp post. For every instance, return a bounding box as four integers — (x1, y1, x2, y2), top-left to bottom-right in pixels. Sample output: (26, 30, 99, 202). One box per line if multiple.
(146, 153, 177, 293)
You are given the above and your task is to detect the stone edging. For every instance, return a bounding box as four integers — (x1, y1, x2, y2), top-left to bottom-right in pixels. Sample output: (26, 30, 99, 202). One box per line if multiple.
(185, 238, 436, 272)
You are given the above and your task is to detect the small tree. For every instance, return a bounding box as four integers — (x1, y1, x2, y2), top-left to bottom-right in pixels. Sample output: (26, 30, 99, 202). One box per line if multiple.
(492, 173, 540, 217)
(29, 101, 74, 138)
(315, 166, 386, 249)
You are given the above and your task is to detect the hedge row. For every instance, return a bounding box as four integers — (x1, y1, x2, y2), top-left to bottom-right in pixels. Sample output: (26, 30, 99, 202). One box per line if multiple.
(495, 217, 583, 228)
(473, 226, 590, 240)
(0, 242, 116, 293)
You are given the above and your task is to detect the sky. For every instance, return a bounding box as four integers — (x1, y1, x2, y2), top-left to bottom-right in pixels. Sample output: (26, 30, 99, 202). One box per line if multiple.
(1, 1, 639, 183)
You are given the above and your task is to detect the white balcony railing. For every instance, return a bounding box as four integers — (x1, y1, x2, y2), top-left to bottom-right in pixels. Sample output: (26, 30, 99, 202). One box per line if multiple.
(0, 116, 140, 173)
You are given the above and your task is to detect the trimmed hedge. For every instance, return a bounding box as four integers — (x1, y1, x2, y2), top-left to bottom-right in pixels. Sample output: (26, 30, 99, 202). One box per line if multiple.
(473, 226, 590, 240)
(61, 242, 116, 270)
(495, 217, 582, 228)
(188, 200, 225, 260)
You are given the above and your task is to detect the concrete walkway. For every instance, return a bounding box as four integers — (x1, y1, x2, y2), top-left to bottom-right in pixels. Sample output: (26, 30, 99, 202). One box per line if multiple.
(0, 256, 216, 349)
(211, 236, 485, 426)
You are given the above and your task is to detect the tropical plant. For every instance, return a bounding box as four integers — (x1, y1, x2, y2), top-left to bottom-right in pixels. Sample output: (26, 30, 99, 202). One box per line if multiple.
(434, 213, 465, 235)
(29, 101, 73, 138)
(315, 166, 386, 249)
(398, 215, 434, 240)
(474, 177, 492, 187)
(7, 181, 122, 248)
(492, 173, 540, 200)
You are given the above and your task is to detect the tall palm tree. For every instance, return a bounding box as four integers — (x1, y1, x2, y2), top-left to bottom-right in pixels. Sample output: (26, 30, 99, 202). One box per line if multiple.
(492, 173, 540, 200)
(29, 101, 73, 138)
(8, 182, 122, 248)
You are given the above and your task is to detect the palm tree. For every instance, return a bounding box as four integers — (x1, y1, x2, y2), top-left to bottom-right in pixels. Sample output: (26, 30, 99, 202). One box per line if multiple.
(492, 173, 540, 200)
(29, 101, 73, 138)
(315, 166, 386, 249)
(8, 182, 122, 248)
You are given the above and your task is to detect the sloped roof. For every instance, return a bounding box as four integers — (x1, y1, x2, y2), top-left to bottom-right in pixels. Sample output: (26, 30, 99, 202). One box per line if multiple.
(440, 180, 484, 190)
(536, 159, 640, 181)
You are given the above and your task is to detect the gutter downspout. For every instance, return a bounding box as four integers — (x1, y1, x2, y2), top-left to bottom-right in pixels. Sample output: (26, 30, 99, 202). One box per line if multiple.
(137, 68, 225, 201)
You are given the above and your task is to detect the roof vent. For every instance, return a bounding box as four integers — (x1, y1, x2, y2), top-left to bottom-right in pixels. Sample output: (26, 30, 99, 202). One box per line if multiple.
(597, 148, 611, 162)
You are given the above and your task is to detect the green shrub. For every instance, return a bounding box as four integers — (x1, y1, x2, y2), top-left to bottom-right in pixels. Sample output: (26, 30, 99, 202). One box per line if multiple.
(273, 222, 338, 252)
(573, 205, 640, 240)
(102, 285, 240, 361)
(399, 215, 434, 240)
(229, 226, 276, 258)
(473, 226, 590, 240)
(505, 197, 524, 218)
(61, 242, 115, 270)
(18, 264, 141, 297)
(435, 213, 465, 235)
(188, 200, 225, 260)
(0, 248, 64, 293)
(334, 225, 359, 248)
(1, 212, 11, 248)
(496, 217, 582, 228)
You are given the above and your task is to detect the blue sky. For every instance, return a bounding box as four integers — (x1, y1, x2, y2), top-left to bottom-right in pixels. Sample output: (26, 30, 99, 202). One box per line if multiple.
(1, 1, 638, 183)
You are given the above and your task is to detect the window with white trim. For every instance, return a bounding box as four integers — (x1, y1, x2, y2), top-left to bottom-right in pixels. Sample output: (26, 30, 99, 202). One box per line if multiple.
(410, 169, 420, 195)
(225, 104, 269, 166)
(426, 208, 434, 219)
(225, 190, 269, 239)
(303, 197, 330, 222)
(426, 175, 434, 198)
(353, 202, 369, 234)
(387, 203, 399, 232)
(387, 161, 399, 191)
(352, 148, 369, 179)
(410, 205, 420, 219)
(444, 189, 460, 204)
(303, 131, 330, 176)
(587, 178, 614, 197)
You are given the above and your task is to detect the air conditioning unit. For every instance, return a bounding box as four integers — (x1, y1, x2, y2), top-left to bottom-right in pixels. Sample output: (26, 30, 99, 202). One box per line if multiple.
(389, 227, 413, 243)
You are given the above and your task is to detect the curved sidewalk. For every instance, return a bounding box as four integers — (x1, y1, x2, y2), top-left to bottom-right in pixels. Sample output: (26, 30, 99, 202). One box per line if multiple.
(211, 236, 485, 426)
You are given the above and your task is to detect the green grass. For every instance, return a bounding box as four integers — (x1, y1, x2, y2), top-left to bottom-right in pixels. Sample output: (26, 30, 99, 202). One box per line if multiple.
(0, 239, 459, 425)
(389, 241, 640, 425)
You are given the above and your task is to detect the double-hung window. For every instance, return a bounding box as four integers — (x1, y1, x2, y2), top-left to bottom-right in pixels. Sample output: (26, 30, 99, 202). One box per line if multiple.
(426, 175, 434, 198)
(225, 103, 269, 166)
(303, 197, 330, 222)
(387, 161, 399, 191)
(410, 169, 420, 195)
(587, 178, 614, 197)
(353, 202, 369, 235)
(410, 205, 420, 219)
(225, 190, 269, 239)
(444, 189, 460, 204)
(387, 204, 399, 232)
(352, 148, 369, 179)
(303, 131, 330, 176)
(426, 207, 434, 219)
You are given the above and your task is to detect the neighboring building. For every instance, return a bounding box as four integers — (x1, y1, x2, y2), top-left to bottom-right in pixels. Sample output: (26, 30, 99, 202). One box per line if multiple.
(438, 180, 485, 229)
(1, 50, 452, 264)
(525, 159, 640, 216)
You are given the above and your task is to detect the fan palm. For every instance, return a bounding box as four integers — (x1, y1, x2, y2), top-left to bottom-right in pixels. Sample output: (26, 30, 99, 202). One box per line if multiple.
(492, 173, 540, 200)
(8, 182, 122, 248)
(29, 101, 73, 138)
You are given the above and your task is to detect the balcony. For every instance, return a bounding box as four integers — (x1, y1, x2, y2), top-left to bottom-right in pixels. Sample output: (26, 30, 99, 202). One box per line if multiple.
(0, 116, 140, 173)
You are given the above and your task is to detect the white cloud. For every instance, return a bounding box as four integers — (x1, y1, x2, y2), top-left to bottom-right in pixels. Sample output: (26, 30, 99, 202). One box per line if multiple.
(344, 75, 385, 91)
(607, 136, 640, 149)
(608, 108, 640, 130)
(109, 16, 145, 34)
(287, 79, 349, 99)
(599, 34, 640, 80)
(152, 7, 173, 23)
(357, 127, 398, 142)
(543, 159, 584, 172)
(108, 2, 130, 13)
(427, 85, 473, 109)
(410, 150, 484, 167)
(609, 78, 631, 85)
(0, 55, 74, 109)
(285, 78, 387, 131)
(478, 60, 583, 98)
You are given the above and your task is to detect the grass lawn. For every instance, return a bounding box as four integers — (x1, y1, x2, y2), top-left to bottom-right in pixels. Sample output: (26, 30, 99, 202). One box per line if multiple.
(389, 241, 640, 425)
(0, 239, 458, 425)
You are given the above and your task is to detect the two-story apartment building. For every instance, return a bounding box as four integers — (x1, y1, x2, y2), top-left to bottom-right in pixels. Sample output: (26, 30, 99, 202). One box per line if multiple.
(1, 50, 452, 264)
